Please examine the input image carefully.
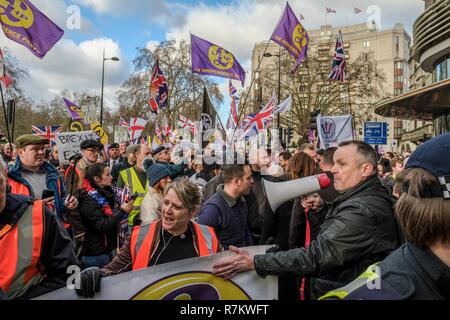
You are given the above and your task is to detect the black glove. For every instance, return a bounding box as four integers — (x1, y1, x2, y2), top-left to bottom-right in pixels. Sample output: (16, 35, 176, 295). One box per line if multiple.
(265, 244, 282, 253)
(75, 267, 103, 298)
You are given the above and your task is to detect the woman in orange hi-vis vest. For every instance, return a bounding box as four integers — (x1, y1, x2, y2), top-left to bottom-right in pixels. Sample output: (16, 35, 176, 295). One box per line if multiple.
(75, 178, 222, 298)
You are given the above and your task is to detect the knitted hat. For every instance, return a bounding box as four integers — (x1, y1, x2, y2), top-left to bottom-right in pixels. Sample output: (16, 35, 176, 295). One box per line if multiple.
(405, 132, 450, 199)
(143, 158, 171, 187)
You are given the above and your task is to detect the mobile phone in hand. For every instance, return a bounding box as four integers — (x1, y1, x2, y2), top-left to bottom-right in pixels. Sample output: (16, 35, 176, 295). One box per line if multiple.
(42, 189, 55, 199)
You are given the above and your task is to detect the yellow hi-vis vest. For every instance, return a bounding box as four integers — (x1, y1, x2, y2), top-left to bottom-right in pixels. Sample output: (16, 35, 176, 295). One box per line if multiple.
(120, 167, 147, 226)
(319, 263, 381, 300)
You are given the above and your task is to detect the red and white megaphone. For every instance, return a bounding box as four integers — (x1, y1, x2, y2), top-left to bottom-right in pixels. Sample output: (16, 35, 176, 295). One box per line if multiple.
(262, 174, 331, 211)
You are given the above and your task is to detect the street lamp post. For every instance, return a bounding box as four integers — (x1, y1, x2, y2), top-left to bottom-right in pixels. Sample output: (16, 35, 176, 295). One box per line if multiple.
(263, 50, 281, 128)
(100, 48, 119, 127)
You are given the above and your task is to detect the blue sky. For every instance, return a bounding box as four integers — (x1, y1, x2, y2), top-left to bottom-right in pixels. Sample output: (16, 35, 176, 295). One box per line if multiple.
(1, 0, 424, 126)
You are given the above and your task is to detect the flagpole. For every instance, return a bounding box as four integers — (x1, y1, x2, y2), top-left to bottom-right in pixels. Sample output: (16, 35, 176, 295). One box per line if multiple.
(0, 82, 13, 149)
(231, 40, 273, 142)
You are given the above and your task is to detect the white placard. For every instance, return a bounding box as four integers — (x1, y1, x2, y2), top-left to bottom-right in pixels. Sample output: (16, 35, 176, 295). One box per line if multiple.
(114, 126, 129, 143)
(55, 131, 98, 165)
(81, 104, 98, 124)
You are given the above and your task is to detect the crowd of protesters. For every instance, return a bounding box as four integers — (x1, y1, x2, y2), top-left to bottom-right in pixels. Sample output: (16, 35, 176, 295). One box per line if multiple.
(0, 132, 448, 300)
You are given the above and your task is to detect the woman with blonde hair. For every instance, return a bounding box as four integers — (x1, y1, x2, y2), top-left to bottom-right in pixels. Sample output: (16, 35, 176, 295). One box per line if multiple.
(76, 177, 222, 298)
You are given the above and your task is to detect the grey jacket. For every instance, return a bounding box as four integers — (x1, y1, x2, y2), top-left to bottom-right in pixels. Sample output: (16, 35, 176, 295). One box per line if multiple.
(254, 175, 399, 299)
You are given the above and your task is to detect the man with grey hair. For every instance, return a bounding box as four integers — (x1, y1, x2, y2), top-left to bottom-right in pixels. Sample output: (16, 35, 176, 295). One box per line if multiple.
(0, 157, 78, 299)
(213, 140, 399, 299)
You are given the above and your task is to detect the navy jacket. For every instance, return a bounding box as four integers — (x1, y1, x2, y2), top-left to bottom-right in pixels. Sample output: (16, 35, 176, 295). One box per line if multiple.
(197, 185, 253, 249)
(8, 159, 68, 221)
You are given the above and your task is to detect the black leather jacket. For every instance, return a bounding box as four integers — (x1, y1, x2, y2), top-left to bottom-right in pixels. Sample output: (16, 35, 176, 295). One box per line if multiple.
(254, 175, 399, 299)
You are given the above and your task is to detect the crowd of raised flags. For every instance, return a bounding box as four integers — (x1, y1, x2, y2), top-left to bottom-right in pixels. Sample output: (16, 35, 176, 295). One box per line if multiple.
(0, 0, 361, 153)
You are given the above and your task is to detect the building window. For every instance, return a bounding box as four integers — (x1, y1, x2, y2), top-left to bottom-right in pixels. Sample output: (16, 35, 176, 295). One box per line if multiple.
(433, 56, 449, 83)
(395, 36, 400, 57)
(434, 114, 450, 135)
(255, 72, 259, 80)
(363, 41, 370, 48)
(395, 61, 403, 70)
(255, 83, 259, 91)
(394, 75, 403, 82)
(394, 88, 403, 96)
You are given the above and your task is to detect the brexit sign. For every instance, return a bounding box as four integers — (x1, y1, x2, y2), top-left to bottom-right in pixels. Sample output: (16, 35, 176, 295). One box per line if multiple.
(364, 122, 388, 145)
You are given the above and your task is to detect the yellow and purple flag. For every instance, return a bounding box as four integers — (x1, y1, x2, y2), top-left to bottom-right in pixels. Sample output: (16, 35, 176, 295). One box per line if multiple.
(191, 34, 246, 86)
(63, 98, 83, 121)
(0, 0, 64, 58)
(271, 2, 309, 72)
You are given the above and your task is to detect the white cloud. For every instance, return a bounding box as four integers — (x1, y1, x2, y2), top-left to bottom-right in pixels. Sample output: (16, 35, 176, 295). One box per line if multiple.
(3, 36, 130, 109)
(146, 40, 160, 51)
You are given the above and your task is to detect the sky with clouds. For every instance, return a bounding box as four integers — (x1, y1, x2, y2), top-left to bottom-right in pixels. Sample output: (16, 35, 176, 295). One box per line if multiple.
(0, 0, 424, 122)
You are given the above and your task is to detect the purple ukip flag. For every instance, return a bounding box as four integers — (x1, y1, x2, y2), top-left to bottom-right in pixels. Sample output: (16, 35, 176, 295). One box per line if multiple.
(271, 2, 309, 72)
(191, 33, 246, 86)
(0, 0, 64, 59)
(63, 98, 83, 121)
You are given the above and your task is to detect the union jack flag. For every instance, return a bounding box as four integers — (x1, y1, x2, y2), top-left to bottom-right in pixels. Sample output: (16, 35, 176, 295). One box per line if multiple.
(119, 118, 129, 128)
(155, 123, 163, 142)
(31, 126, 62, 140)
(0, 49, 13, 88)
(228, 80, 237, 96)
(148, 60, 168, 114)
(354, 7, 362, 14)
(326, 7, 336, 14)
(328, 31, 346, 81)
(241, 108, 274, 138)
(227, 80, 239, 129)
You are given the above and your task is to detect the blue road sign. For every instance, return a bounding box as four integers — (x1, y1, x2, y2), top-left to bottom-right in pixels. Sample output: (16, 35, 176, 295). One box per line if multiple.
(364, 122, 388, 145)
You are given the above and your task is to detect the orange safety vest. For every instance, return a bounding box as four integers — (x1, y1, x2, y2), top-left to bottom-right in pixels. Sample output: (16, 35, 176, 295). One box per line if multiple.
(130, 221, 219, 271)
(0, 200, 45, 299)
(8, 177, 63, 200)
(8, 177, 67, 228)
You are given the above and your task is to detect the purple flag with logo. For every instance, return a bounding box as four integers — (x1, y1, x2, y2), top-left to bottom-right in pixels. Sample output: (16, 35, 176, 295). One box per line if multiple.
(0, 0, 64, 58)
(271, 2, 309, 72)
(191, 34, 246, 86)
(63, 98, 83, 121)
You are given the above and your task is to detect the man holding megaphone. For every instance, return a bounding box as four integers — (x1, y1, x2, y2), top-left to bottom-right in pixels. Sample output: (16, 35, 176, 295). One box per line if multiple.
(213, 141, 399, 299)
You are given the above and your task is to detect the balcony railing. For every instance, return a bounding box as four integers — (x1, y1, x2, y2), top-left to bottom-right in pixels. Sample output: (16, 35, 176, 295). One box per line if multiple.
(401, 124, 434, 142)
(411, 0, 450, 68)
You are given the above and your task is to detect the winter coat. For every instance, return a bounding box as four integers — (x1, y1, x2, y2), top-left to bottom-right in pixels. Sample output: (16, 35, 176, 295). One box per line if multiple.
(8, 159, 68, 221)
(253, 175, 399, 299)
(78, 186, 123, 256)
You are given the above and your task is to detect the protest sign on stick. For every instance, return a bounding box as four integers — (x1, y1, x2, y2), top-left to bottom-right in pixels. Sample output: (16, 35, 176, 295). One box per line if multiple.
(55, 131, 98, 165)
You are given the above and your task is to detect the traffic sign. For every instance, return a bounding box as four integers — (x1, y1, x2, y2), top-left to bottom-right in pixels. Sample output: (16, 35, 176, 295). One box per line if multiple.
(364, 122, 388, 145)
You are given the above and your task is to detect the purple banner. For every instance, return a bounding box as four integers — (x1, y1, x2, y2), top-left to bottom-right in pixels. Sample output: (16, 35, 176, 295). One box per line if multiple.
(0, 0, 64, 58)
(191, 33, 246, 86)
(63, 98, 83, 121)
(271, 2, 309, 71)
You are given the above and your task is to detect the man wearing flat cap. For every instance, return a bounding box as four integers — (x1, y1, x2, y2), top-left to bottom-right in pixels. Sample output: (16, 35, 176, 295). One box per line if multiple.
(8, 134, 78, 223)
(152, 145, 187, 180)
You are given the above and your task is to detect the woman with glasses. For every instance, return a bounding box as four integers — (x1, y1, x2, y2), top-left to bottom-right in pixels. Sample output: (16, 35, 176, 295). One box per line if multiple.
(76, 178, 222, 297)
